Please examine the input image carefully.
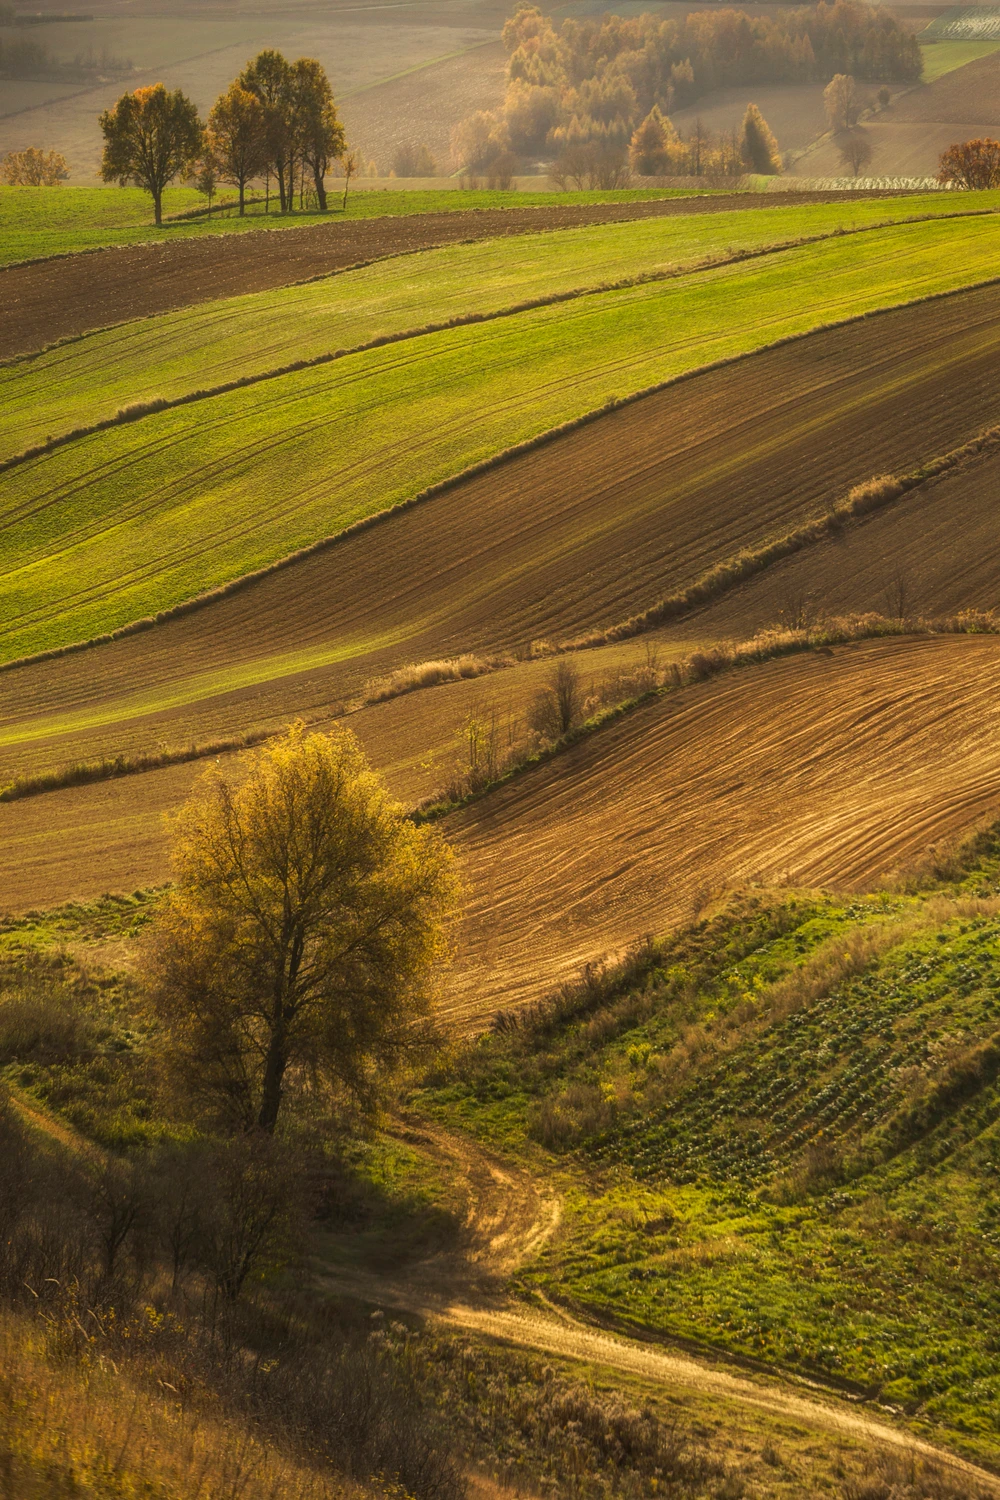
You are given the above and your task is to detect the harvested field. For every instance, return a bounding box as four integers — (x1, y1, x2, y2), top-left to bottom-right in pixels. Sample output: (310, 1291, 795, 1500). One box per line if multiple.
(340, 40, 507, 173)
(4, 283, 1000, 779)
(5, 213, 1000, 663)
(0, 187, 903, 359)
(4, 637, 1000, 1031)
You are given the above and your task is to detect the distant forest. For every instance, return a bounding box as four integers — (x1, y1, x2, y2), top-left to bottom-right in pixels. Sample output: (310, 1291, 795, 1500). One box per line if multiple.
(0, 32, 131, 81)
(499, 2, 923, 151)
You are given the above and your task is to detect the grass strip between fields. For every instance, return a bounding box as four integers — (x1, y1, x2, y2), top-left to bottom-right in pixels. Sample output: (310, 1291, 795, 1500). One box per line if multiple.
(6, 194, 990, 463)
(0, 185, 701, 268)
(3, 213, 1000, 666)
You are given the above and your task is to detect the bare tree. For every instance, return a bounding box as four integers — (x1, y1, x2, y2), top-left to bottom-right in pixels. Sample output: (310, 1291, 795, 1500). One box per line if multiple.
(839, 129, 874, 177)
(530, 660, 582, 741)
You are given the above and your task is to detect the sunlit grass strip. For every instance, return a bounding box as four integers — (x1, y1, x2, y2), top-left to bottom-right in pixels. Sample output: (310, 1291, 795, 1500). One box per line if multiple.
(3, 214, 1000, 665)
(5, 193, 990, 461)
(0, 184, 700, 268)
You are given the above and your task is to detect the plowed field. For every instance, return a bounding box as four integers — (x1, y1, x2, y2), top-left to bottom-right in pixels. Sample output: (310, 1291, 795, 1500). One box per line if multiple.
(681, 437, 1000, 639)
(442, 634, 1000, 1025)
(0, 192, 863, 360)
(4, 638, 1000, 1034)
(4, 282, 1000, 777)
(7, 214, 1000, 664)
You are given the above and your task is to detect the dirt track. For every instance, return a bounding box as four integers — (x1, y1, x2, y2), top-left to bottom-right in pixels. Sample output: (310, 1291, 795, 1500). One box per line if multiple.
(319, 1120, 1000, 1491)
(5, 282, 1000, 779)
(2, 190, 909, 359)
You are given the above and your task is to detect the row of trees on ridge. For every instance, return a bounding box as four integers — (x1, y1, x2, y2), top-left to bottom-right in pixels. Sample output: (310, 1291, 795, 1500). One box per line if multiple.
(98, 49, 348, 225)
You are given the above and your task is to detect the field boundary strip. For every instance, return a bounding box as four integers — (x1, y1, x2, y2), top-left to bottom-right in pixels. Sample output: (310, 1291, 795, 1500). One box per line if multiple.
(5, 259, 1000, 681)
(419, 611, 1000, 823)
(0, 190, 701, 275)
(10, 210, 991, 476)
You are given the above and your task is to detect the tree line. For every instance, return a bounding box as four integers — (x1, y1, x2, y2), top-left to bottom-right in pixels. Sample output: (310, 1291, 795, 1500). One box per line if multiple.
(451, 1, 922, 171)
(98, 49, 351, 226)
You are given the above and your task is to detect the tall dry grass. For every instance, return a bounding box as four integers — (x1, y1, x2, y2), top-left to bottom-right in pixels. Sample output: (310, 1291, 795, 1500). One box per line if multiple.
(363, 654, 514, 704)
(0, 1308, 372, 1500)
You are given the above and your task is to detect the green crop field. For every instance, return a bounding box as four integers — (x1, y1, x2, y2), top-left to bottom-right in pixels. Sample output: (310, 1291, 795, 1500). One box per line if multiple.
(417, 833, 1000, 1464)
(3, 212, 1000, 665)
(0, 184, 700, 268)
(918, 38, 1000, 80)
(5, 193, 992, 459)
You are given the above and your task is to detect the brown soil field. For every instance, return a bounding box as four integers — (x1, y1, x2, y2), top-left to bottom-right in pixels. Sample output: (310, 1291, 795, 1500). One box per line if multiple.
(0, 188, 897, 359)
(682, 438, 1000, 639)
(5, 281, 1000, 779)
(4, 637, 1000, 1033)
(794, 47, 1000, 175)
(340, 41, 507, 174)
(443, 634, 1000, 1023)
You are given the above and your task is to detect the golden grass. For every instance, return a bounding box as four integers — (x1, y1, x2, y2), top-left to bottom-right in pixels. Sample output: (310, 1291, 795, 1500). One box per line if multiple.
(0, 1308, 376, 1500)
(364, 653, 514, 704)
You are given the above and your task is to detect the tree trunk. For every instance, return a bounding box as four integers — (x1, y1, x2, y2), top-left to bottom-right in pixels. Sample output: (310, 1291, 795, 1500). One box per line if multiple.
(257, 1029, 287, 1133)
(313, 165, 327, 211)
(153, 187, 162, 227)
(238, 179, 245, 216)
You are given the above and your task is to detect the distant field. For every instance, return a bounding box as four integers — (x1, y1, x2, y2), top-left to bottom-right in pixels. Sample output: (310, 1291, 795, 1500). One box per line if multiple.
(923, 5, 1000, 40)
(6, 194, 991, 458)
(919, 38, 1000, 81)
(0, 184, 699, 268)
(3, 212, 1000, 665)
(796, 43, 1000, 177)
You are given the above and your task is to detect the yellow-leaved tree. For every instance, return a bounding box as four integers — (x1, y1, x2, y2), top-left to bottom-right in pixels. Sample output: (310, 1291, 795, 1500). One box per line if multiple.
(143, 723, 459, 1133)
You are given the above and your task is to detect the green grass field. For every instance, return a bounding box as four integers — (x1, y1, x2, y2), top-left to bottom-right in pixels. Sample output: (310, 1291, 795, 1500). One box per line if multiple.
(417, 831, 1000, 1464)
(3, 212, 1000, 664)
(0, 184, 701, 267)
(918, 38, 1000, 80)
(5, 193, 993, 460)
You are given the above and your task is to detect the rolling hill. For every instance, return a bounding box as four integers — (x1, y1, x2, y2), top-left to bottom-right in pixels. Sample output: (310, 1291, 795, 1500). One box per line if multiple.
(5, 212, 1000, 666)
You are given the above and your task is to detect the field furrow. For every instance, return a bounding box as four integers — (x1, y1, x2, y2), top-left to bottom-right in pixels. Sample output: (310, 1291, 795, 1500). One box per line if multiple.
(4, 195, 987, 457)
(4, 215, 1000, 665)
(3, 286, 1000, 776)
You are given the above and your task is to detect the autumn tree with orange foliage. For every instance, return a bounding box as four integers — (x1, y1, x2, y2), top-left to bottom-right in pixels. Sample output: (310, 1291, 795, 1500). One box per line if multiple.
(99, 83, 202, 224)
(938, 137, 1000, 189)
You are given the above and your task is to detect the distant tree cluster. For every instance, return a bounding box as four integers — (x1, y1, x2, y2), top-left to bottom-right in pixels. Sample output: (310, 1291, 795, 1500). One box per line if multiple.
(0, 33, 133, 82)
(2, 146, 69, 185)
(938, 136, 1000, 188)
(451, 1, 922, 170)
(621, 99, 781, 181)
(98, 50, 347, 225)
